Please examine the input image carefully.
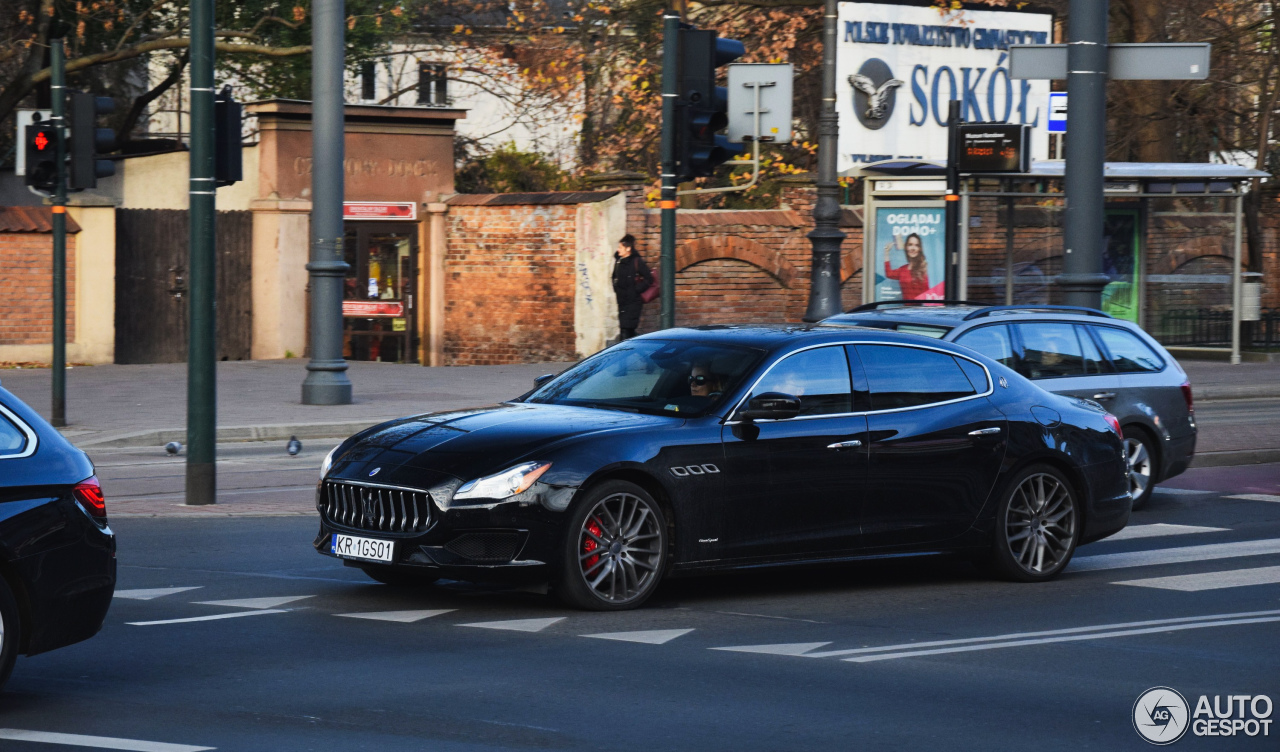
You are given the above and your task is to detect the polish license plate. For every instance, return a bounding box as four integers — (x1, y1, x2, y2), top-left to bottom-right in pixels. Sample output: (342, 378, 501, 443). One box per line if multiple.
(331, 533, 395, 563)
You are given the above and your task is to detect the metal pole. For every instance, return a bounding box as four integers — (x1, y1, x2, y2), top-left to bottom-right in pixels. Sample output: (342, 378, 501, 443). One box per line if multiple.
(659, 11, 679, 331)
(944, 100, 961, 300)
(1005, 185, 1015, 304)
(185, 0, 217, 505)
(1060, 0, 1110, 309)
(801, 0, 845, 322)
(302, 0, 354, 404)
(1231, 193, 1243, 365)
(50, 39, 67, 428)
(958, 187, 970, 299)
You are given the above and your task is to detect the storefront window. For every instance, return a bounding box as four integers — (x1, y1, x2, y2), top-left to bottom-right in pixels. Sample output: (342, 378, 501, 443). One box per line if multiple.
(342, 225, 417, 363)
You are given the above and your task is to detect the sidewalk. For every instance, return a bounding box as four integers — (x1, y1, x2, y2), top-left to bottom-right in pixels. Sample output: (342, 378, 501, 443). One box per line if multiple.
(1, 356, 1277, 464)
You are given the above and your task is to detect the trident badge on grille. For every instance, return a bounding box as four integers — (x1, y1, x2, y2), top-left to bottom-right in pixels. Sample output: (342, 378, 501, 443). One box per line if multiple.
(361, 490, 378, 522)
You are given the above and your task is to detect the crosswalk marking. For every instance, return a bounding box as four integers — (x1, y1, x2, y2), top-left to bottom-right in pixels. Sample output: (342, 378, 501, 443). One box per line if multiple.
(114, 587, 202, 601)
(1106, 524, 1227, 542)
(194, 596, 313, 610)
(582, 629, 694, 645)
(335, 609, 454, 623)
(1226, 493, 1280, 503)
(710, 642, 832, 656)
(1069, 537, 1280, 572)
(128, 610, 288, 627)
(0, 728, 213, 751)
(800, 609, 1280, 660)
(458, 617, 565, 633)
(843, 615, 1280, 663)
(1114, 565, 1280, 592)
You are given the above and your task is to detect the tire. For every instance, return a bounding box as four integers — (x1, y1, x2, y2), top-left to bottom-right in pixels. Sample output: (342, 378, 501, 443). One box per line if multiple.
(0, 577, 20, 692)
(555, 480, 668, 611)
(1124, 428, 1157, 511)
(988, 464, 1080, 582)
(359, 564, 439, 588)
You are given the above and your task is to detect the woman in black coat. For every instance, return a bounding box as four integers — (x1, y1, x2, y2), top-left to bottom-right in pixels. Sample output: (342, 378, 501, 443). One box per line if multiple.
(611, 234, 653, 340)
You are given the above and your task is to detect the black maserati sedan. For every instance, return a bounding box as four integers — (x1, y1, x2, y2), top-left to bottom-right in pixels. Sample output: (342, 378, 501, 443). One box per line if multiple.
(316, 326, 1131, 610)
(0, 383, 115, 688)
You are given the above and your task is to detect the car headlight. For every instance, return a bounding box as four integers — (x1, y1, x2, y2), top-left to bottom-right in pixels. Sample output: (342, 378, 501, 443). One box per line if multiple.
(320, 444, 340, 480)
(454, 462, 551, 501)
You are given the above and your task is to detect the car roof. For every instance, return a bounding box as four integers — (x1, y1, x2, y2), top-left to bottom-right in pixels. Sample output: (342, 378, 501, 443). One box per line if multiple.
(823, 304, 1128, 330)
(631, 324, 973, 353)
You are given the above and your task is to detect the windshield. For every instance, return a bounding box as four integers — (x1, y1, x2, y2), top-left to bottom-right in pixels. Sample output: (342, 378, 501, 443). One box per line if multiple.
(524, 339, 763, 417)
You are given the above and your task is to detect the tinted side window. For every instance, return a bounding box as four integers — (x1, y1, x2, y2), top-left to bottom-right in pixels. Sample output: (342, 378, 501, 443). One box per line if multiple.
(0, 413, 28, 456)
(1094, 327, 1163, 373)
(1077, 325, 1108, 374)
(1015, 323, 1086, 379)
(749, 346, 852, 417)
(954, 357, 990, 392)
(857, 345, 977, 410)
(954, 324, 1015, 368)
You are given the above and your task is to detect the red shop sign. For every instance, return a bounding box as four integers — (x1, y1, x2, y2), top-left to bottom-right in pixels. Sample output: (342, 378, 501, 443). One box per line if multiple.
(343, 300, 405, 317)
(342, 202, 417, 220)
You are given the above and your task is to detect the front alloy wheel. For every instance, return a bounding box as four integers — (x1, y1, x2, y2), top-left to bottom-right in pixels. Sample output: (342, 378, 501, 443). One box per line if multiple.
(557, 481, 667, 610)
(1125, 432, 1155, 510)
(990, 465, 1079, 582)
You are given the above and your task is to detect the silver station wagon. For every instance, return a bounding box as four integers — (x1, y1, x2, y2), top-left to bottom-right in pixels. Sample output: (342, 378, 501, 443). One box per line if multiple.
(822, 304, 1195, 509)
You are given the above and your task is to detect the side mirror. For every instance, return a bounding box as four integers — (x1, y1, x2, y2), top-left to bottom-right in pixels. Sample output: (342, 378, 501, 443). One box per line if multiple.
(738, 392, 801, 421)
(533, 373, 556, 388)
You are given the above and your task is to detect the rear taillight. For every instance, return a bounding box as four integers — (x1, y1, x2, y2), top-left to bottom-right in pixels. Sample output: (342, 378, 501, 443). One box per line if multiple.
(1180, 380, 1194, 415)
(73, 476, 107, 518)
(1104, 414, 1124, 439)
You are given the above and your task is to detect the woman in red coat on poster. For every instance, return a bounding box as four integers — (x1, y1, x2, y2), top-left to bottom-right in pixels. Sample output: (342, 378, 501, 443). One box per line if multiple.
(884, 232, 931, 300)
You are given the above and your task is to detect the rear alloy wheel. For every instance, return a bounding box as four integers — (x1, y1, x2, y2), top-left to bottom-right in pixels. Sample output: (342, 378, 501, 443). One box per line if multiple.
(990, 465, 1079, 582)
(359, 564, 439, 588)
(0, 577, 20, 691)
(556, 481, 667, 611)
(1124, 431, 1156, 510)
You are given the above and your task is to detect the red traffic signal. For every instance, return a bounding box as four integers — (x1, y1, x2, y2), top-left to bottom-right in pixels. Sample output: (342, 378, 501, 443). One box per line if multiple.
(34, 131, 50, 151)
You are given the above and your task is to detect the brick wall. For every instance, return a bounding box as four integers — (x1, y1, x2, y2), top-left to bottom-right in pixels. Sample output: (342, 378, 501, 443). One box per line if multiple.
(443, 202, 579, 365)
(0, 231, 76, 347)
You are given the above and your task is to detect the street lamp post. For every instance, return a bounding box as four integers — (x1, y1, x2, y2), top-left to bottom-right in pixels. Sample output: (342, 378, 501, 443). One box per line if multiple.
(802, 0, 845, 323)
(302, 0, 354, 406)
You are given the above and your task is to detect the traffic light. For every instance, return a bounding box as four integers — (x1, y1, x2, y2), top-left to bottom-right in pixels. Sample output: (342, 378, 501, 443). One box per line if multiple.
(68, 91, 116, 191)
(24, 119, 58, 193)
(677, 28, 745, 181)
(214, 87, 243, 186)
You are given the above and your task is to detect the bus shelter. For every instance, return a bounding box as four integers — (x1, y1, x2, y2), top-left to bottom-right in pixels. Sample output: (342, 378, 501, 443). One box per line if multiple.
(849, 160, 1270, 363)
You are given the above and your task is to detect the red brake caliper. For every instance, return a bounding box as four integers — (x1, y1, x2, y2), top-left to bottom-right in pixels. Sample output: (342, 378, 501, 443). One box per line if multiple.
(582, 519, 602, 571)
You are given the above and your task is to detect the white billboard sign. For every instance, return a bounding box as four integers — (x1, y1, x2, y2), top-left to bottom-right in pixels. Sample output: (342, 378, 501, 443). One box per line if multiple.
(837, 2, 1054, 171)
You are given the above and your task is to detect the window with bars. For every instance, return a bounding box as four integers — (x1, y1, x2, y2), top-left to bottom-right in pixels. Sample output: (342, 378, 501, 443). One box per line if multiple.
(360, 62, 376, 101)
(417, 63, 449, 106)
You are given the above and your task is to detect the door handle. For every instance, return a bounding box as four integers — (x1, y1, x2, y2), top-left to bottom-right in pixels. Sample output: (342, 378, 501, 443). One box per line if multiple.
(1092, 392, 1116, 400)
(826, 440, 863, 450)
(968, 427, 1002, 437)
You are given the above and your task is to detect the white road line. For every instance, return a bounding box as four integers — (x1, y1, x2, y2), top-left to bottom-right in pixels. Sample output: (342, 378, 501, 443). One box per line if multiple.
(581, 629, 694, 645)
(843, 615, 1280, 663)
(711, 642, 833, 656)
(0, 729, 212, 752)
(801, 608, 1280, 659)
(128, 609, 288, 626)
(335, 609, 454, 623)
(194, 596, 313, 609)
(1114, 565, 1280, 592)
(458, 617, 565, 633)
(1106, 523, 1228, 541)
(114, 587, 202, 601)
(1153, 487, 1213, 496)
(1069, 537, 1280, 572)
(1226, 493, 1280, 503)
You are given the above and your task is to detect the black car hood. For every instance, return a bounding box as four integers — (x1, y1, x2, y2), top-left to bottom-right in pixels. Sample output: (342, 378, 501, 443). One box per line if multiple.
(330, 402, 671, 485)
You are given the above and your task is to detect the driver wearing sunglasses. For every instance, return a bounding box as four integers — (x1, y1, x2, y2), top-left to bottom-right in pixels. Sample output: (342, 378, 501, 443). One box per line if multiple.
(688, 365, 724, 399)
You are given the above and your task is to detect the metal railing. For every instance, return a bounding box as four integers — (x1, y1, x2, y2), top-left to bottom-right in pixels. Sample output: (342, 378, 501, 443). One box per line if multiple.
(1155, 308, 1280, 348)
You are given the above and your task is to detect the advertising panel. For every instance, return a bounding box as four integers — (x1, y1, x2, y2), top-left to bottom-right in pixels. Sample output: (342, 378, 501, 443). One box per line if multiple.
(873, 204, 946, 301)
(837, 1, 1054, 171)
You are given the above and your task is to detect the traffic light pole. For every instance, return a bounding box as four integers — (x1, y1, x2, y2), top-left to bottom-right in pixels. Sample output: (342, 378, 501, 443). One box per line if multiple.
(50, 39, 67, 428)
(302, 0, 354, 404)
(944, 100, 961, 300)
(801, 0, 845, 322)
(659, 11, 680, 331)
(185, 0, 217, 505)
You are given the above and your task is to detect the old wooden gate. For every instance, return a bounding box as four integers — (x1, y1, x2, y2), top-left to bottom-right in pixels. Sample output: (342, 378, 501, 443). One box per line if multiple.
(115, 209, 253, 363)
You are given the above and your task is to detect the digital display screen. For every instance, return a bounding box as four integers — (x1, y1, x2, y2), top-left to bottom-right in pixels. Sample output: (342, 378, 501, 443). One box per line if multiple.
(955, 124, 1030, 173)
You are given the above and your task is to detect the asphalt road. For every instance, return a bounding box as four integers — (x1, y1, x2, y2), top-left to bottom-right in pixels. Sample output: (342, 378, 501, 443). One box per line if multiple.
(2, 463, 1279, 750)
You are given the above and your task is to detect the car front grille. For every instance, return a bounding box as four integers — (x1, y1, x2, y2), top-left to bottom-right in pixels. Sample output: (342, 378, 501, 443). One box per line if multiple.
(443, 531, 522, 563)
(320, 481, 432, 534)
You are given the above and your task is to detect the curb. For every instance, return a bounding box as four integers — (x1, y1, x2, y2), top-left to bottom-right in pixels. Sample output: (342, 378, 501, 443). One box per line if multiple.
(67, 419, 393, 449)
(1190, 448, 1280, 468)
(1195, 386, 1280, 402)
